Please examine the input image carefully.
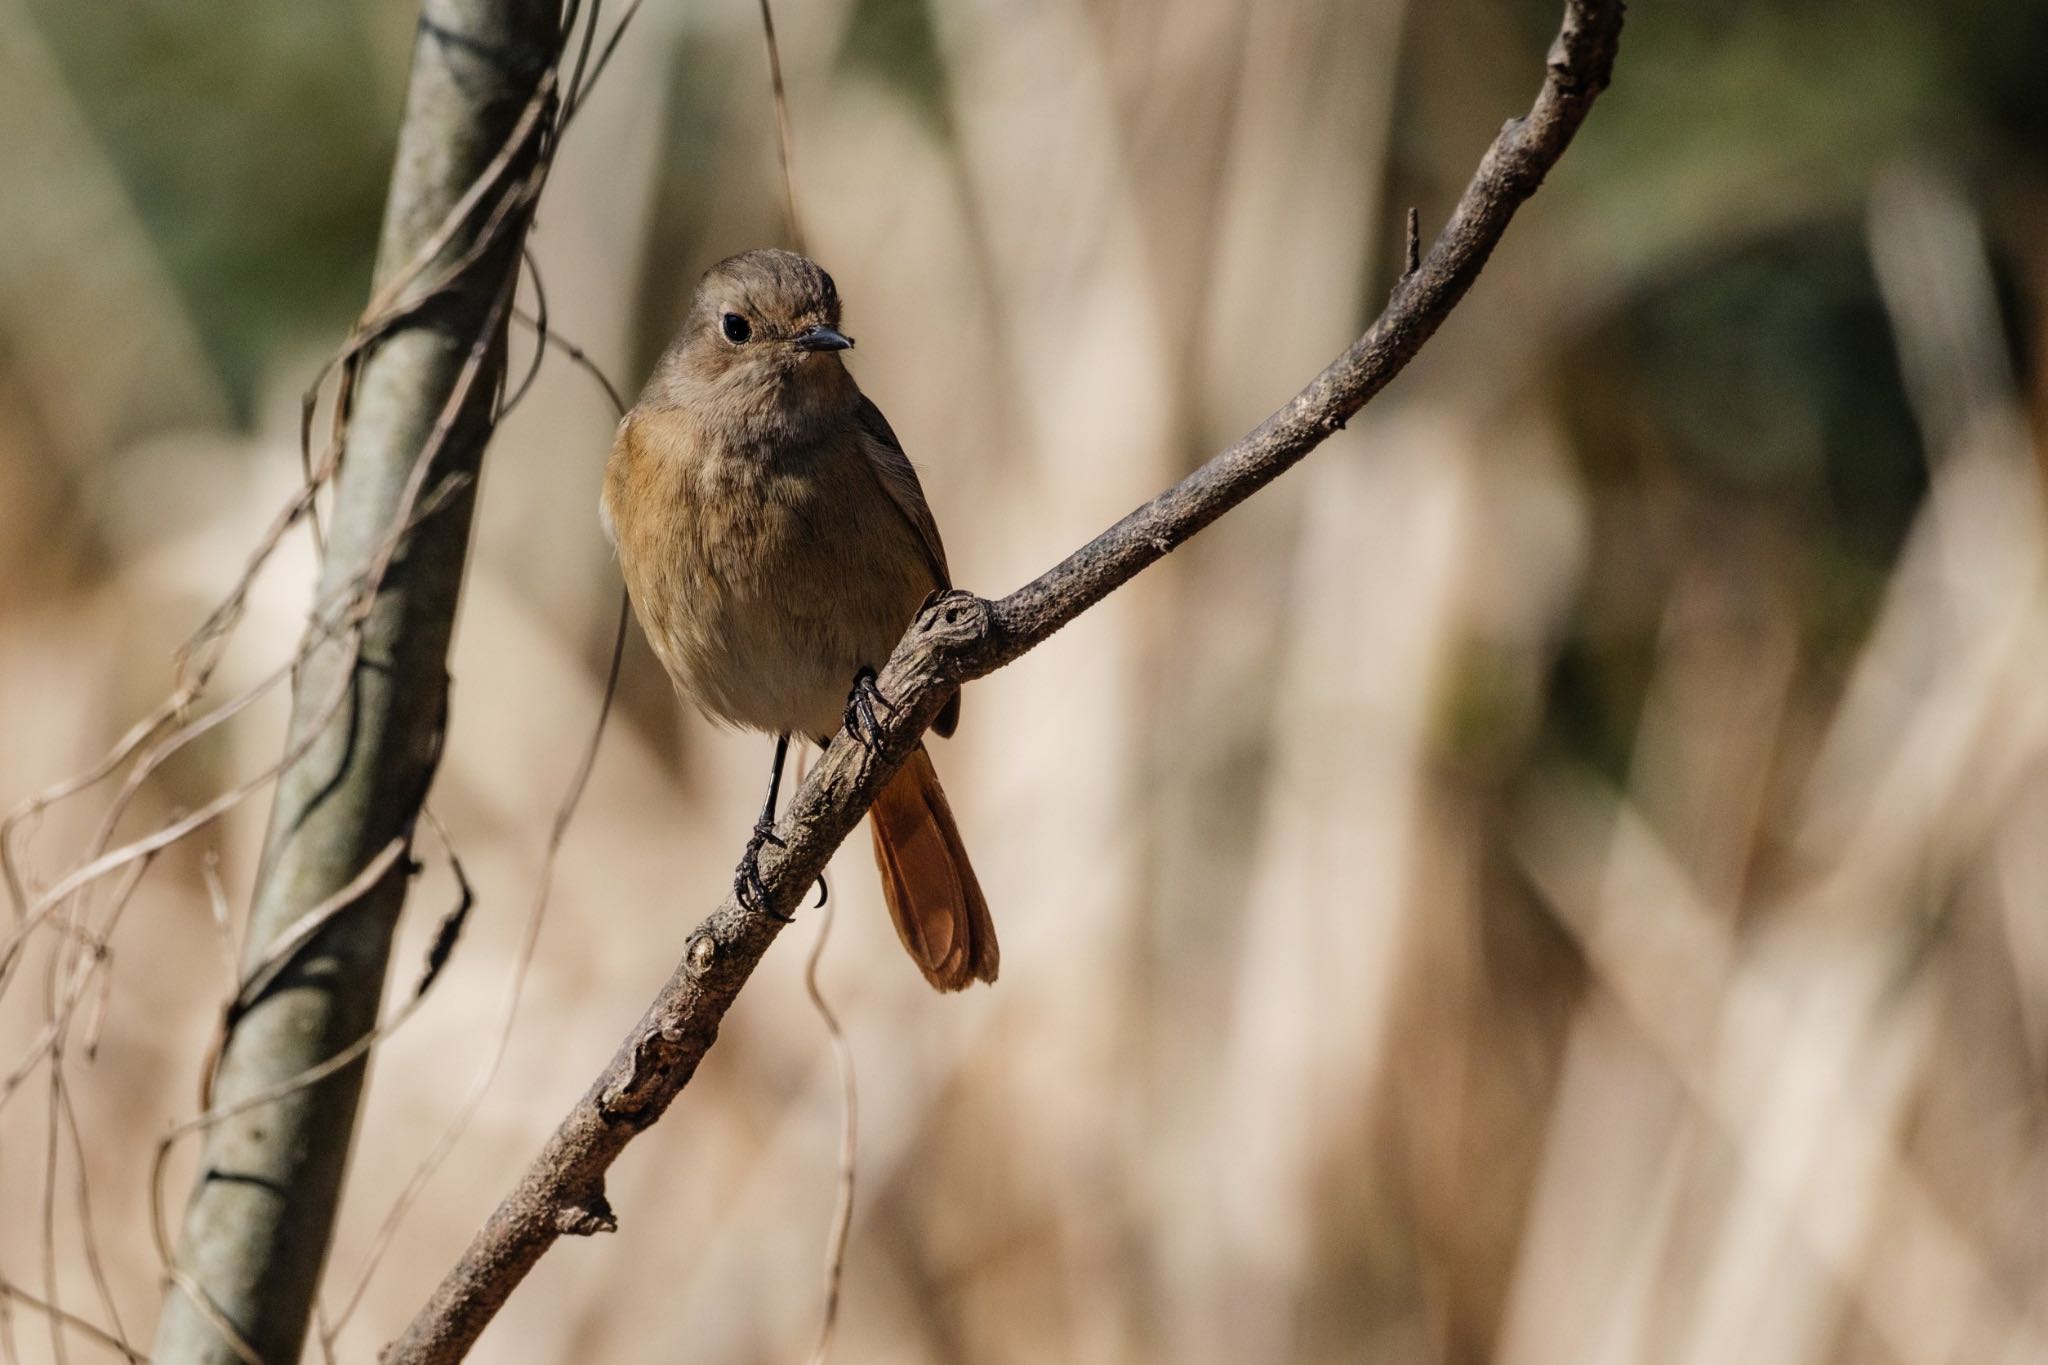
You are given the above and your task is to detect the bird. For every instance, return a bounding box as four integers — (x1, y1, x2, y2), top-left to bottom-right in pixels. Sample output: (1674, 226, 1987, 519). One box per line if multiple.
(601, 248, 997, 991)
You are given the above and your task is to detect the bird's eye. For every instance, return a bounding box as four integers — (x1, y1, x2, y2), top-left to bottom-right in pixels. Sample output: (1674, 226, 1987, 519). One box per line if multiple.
(721, 312, 751, 344)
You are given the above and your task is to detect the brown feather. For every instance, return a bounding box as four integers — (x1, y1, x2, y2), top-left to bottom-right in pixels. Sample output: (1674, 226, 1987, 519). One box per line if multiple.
(852, 395, 951, 587)
(870, 744, 997, 991)
(852, 394, 961, 737)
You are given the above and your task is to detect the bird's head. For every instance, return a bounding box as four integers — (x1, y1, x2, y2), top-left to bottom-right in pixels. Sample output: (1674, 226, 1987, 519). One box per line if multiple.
(652, 248, 857, 438)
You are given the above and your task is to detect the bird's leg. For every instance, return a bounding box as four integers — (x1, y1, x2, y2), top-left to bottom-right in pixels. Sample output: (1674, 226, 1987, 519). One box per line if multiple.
(736, 733, 791, 921)
(734, 733, 829, 918)
(842, 665, 897, 755)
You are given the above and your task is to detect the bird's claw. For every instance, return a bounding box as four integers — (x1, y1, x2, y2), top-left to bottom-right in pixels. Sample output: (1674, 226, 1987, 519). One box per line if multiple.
(735, 819, 791, 921)
(735, 821, 829, 920)
(843, 666, 896, 753)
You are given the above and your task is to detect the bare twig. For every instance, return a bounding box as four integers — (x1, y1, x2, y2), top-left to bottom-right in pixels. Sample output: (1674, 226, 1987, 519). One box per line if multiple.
(55, 1072, 127, 1354)
(224, 839, 409, 1028)
(800, 866, 857, 1365)
(513, 305, 629, 415)
(200, 851, 240, 981)
(40, 1070, 65, 1365)
(558, 0, 646, 129)
(0, 1263, 18, 1363)
(0, 1282, 145, 1364)
(382, 3, 1625, 1361)
(756, 0, 804, 253)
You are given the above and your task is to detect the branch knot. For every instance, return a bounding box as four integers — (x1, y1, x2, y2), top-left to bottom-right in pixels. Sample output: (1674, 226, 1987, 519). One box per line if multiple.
(686, 933, 717, 975)
(554, 1189, 616, 1237)
(915, 589, 993, 642)
(909, 590, 997, 681)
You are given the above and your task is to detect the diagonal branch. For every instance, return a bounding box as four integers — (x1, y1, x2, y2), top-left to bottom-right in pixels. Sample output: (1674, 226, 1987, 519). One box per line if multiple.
(384, 2, 1624, 1360)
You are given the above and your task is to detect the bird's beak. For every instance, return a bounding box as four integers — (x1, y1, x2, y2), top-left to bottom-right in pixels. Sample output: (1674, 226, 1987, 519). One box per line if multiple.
(794, 324, 854, 352)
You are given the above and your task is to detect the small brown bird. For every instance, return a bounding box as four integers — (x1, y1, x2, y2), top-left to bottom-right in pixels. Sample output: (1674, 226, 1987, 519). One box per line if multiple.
(602, 248, 997, 991)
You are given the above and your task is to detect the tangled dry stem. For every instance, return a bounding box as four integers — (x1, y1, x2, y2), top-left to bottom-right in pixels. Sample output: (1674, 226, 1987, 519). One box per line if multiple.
(0, 2, 657, 1361)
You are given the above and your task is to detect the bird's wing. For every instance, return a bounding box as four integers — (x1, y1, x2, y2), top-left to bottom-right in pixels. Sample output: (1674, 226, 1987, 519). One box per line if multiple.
(853, 394, 951, 590)
(853, 394, 963, 737)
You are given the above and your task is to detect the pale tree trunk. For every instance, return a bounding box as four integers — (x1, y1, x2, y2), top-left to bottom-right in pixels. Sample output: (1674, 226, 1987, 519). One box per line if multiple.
(151, 1, 559, 1360)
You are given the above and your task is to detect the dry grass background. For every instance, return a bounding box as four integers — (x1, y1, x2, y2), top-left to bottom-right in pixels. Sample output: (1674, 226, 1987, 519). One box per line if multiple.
(4, 0, 2048, 1361)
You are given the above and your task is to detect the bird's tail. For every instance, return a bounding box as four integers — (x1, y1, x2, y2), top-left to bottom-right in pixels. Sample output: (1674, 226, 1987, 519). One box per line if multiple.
(869, 744, 997, 991)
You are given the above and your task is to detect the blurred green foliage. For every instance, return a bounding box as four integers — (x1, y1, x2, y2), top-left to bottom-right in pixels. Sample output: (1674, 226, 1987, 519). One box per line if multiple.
(28, 1, 399, 418)
(1495, 0, 2048, 782)
(836, 0, 951, 139)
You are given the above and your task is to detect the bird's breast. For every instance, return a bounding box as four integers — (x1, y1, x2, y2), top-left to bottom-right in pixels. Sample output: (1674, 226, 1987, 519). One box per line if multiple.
(605, 411, 935, 739)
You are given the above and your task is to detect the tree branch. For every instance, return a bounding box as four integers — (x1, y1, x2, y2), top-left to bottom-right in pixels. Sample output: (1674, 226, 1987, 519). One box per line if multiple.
(383, 2, 1624, 1360)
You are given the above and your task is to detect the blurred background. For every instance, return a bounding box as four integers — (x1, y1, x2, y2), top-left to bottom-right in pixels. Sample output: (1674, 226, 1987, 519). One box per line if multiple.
(5, 0, 2048, 1361)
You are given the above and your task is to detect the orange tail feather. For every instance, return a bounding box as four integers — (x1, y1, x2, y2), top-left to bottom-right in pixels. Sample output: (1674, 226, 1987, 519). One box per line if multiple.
(869, 745, 997, 991)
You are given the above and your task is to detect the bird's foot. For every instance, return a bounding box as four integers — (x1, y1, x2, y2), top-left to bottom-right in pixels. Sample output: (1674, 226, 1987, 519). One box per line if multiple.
(843, 666, 897, 753)
(735, 821, 830, 919)
(735, 818, 791, 921)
